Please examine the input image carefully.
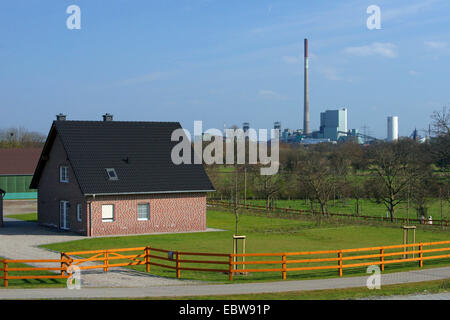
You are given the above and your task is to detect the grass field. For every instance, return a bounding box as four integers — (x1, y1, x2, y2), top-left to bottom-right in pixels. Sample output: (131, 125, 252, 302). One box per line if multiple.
(0, 257, 66, 289)
(6, 213, 37, 222)
(42, 209, 450, 283)
(235, 198, 449, 221)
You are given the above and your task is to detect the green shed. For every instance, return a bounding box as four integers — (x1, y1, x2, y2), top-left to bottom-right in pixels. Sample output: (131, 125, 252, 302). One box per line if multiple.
(0, 148, 41, 200)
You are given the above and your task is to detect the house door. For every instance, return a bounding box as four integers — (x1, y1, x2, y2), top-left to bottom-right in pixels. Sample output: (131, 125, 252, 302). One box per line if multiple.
(59, 201, 69, 230)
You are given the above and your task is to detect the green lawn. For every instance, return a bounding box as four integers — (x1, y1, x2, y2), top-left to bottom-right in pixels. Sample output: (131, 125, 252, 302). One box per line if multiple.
(0, 257, 66, 289)
(7, 213, 37, 222)
(240, 198, 449, 221)
(42, 209, 450, 283)
(134, 279, 450, 300)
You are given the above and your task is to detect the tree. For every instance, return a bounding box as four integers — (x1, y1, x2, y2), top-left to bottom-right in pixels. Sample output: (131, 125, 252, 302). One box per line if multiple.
(428, 106, 450, 169)
(251, 169, 284, 209)
(297, 153, 335, 216)
(431, 106, 450, 136)
(366, 140, 431, 222)
(0, 127, 45, 148)
(346, 178, 366, 216)
(410, 168, 436, 220)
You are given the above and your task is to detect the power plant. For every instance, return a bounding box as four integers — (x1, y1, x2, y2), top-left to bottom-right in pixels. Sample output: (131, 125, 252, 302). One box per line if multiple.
(239, 39, 407, 145)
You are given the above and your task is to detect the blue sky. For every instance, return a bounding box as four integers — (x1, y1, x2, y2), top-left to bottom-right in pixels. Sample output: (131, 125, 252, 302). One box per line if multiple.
(1, 0, 449, 138)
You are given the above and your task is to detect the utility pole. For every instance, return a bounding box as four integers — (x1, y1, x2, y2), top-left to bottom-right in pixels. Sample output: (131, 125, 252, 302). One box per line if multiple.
(234, 164, 239, 235)
(244, 166, 247, 206)
(407, 184, 410, 225)
(440, 186, 443, 230)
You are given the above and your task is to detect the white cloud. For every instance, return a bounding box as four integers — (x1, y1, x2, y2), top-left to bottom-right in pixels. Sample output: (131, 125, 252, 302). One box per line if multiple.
(259, 90, 277, 96)
(258, 90, 286, 100)
(424, 41, 448, 49)
(344, 42, 398, 58)
(282, 55, 299, 64)
(318, 66, 341, 81)
(117, 72, 169, 86)
(383, 0, 438, 21)
(408, 70, 419, 76)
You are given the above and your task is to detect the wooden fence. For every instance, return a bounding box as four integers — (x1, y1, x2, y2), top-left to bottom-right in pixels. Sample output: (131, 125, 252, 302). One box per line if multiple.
(0, 258, 69, 288)
(208, 200, 449, 227)
(2, 240, 450, 287)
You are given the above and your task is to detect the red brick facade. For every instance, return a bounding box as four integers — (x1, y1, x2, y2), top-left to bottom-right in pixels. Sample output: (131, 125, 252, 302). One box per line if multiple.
(88, 193, 206, 237)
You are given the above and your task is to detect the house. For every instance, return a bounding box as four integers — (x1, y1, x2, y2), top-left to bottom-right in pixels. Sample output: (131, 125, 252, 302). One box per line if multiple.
(0, 148, 41, 199)
(30, 114, 215, 236)
(0, 188, 5, 227)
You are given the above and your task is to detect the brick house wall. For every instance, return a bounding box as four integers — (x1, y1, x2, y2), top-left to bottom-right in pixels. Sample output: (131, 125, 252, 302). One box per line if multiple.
(37, 135, 87, 234)
(89, 192, 206, 237)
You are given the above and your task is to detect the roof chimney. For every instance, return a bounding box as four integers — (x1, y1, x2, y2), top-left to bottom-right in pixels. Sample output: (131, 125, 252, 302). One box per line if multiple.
(56, 113, 67, 121)
(102, 113, 113, 122)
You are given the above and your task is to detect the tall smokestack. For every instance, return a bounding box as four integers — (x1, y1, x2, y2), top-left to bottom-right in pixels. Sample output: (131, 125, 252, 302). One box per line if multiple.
(303, 38, 310, 135)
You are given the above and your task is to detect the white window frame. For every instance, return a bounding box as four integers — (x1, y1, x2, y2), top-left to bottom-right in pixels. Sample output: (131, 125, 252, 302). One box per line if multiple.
(137, 203, 150, 221)
(102, 204, 115, 222)
(77, 203, 82, 222)
(59, 200, 69, 230)
(60, 166, 69, 183)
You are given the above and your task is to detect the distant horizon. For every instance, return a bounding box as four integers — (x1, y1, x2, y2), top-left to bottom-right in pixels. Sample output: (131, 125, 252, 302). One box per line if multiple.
(1, 0, 449, 140)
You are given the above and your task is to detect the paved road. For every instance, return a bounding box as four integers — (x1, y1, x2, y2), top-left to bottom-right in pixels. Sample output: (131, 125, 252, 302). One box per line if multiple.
(0, 266, 449, 299)
(364, 292, 450, 300)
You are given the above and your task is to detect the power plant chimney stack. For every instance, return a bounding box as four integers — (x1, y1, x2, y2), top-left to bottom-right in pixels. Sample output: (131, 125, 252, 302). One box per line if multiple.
(303, 38, 310, 135)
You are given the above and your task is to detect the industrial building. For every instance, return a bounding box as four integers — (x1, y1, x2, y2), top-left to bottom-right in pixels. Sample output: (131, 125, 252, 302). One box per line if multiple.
(314, 108, 348, 141)
(387, 116, 399, 141)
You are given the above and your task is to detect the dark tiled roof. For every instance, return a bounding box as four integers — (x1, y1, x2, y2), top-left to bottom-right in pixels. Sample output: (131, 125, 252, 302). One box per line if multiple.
(30, 121, 214, 195)
(0, 148, 42, 175)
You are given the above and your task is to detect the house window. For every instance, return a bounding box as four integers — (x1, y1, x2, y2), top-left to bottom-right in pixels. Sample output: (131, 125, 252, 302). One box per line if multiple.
(60, 166, 69, 183)
(77, 203, 82, 222)
(138, 203, 150, 221)
(102, 204, 114, 222)
(105, 168, 118, 181)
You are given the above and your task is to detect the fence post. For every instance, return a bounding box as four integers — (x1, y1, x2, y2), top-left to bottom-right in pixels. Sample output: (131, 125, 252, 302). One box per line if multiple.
(145, 246, 150, 273)
(3, 261, 7, 288)
(176, 251, 181, 279)
(228, 254, 234, 281)
(338, 251, 343, 277)
(104, 250, 109, 272)
(419, 243, 423, 268)
(60, 252, 65, 276)
(282, 254, 287, 280)
(380, 249, 385, 271)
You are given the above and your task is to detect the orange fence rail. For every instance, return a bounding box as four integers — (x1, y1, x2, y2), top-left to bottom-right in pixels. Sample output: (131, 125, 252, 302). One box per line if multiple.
(1, 258, 69, 288)
(229, 240, 450, 280)
(2, 240, 450, 287)
(208, 200, 449, 227)
(62, 240, 450, 282)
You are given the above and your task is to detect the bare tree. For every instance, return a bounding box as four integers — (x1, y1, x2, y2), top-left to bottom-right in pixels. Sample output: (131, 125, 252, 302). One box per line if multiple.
(431, 106, 450, 136)
(0, 127, 45, 148)
(298, 153, 334, 216)
(366, 140, 431, 222)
